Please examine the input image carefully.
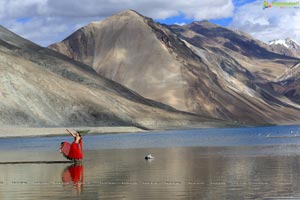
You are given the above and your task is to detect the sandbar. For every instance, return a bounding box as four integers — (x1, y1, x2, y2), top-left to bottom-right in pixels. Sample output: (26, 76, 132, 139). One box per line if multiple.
(0, 126, 146, 138)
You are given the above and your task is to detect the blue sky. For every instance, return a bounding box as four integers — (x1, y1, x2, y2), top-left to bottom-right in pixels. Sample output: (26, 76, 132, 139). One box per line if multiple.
(156, 0, 256, 27)
(1, 0, 300, 46)
(157, 16, 234, 27)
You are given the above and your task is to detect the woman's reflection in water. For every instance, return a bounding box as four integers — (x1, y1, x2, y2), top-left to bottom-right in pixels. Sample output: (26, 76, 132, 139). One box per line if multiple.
(62, 163, 84, 194)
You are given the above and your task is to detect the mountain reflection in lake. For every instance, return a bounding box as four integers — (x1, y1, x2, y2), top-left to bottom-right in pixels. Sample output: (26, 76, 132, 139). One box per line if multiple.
(0, 126, 300, 199)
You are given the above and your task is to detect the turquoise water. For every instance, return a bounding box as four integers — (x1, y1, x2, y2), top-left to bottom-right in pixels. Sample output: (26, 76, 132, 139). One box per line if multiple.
(0, 125, 300, 199)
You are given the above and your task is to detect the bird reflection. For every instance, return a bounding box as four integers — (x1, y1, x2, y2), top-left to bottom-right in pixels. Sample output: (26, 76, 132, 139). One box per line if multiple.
(62, 163, 84, 194)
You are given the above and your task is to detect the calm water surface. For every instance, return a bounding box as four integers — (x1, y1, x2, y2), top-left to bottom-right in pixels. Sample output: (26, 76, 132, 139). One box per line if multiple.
(1, 126, 300, 199)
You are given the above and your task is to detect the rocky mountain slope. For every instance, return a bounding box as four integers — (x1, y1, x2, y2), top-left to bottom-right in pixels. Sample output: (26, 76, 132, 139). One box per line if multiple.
(0, 25, 225, 128)
(266, 62, 300, 102)
(268, 38, 300, 58)
(171, 21, 300, 80)
(49, 10, 300, 125)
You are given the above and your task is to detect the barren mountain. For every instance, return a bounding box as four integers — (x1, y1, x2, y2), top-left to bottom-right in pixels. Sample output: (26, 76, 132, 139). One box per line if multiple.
(171, 21, 300, 80)
(268, 38, 300, 58)
(0, 25, 224, 128)
(172, 21, 300, 117)
(266, 63, 300, 102)
(49, 10, 300, 125)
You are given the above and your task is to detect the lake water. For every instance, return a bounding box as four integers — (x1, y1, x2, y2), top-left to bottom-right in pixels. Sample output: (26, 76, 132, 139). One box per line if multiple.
(1, 126, 300, 199)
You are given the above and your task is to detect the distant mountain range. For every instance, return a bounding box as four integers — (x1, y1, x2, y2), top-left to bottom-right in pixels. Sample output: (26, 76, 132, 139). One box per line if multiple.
(1, 10, 300, 128)
(268, 38, 300, 58)
(49, 10, 300, 125)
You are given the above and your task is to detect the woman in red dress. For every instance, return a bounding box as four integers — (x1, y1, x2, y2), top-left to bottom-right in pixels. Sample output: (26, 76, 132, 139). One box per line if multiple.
(60, 129, 83, 161)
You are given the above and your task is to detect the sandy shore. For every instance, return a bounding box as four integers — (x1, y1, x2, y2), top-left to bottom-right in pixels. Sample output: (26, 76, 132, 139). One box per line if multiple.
(0, 126, 146, 138)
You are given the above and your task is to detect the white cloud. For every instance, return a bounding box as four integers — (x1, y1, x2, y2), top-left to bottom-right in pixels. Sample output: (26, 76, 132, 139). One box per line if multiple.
(230, 0, 300, 43)
(5, 16, 102, 47)
(0, 0, 47, 19)
(8, 17, 68, 46)
(174, 22, 186, 26)
(0, 0, 234, 46)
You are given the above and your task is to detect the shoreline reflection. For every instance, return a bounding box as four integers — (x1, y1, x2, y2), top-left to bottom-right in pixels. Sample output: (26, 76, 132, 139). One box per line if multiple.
(62, 163, 84, 194)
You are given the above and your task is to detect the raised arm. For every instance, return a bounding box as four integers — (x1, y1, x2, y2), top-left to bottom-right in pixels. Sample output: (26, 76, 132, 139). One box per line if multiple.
(66, 129, 76, 137)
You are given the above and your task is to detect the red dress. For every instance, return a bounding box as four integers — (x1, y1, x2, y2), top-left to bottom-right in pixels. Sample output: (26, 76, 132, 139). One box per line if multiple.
(60, 139, 83, 161)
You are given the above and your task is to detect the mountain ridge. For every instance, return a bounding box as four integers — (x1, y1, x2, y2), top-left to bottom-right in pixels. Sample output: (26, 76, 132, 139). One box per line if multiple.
(268, 38, 300, 58)
(0, 24, 227, 128)
(49, 10, 300, 125)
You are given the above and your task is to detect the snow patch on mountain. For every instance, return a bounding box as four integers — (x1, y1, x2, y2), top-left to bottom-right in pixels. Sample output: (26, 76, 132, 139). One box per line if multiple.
(269, 38, 300, 49)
